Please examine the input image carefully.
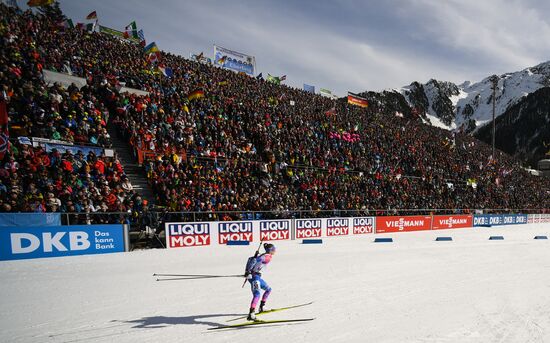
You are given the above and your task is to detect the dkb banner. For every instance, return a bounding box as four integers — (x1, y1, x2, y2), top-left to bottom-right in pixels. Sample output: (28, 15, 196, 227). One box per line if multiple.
(0, 224, 125, 261)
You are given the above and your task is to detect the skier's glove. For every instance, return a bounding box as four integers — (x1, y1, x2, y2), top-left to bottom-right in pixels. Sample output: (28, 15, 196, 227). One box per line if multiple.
(244, 272, 252, 280)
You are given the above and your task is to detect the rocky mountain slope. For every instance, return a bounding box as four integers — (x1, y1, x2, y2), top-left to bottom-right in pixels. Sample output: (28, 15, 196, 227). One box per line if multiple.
(359, 61, 550, 167)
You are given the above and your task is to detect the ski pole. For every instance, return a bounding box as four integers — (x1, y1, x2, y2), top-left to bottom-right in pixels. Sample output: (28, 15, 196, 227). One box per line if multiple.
(153, 273, 243, 277)
(241, 240, 263, 288)
(156, 275, 244, 281)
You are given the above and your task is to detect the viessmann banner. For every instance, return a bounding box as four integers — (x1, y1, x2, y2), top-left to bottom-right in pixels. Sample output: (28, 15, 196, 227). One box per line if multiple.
(0, 224, 125, 261)
(376, 215, 432, 233)
(432, 215, 473, 230)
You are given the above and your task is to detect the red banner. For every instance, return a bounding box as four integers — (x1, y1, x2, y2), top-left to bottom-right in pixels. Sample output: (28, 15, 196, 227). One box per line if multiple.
(376, 215, 432, 233)
(432, 215, 473, 230)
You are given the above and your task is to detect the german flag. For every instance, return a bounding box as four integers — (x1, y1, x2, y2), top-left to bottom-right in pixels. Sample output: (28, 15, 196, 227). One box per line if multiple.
(347, 92, 368, 108)
(187, 89, 205, 101)
(27, 0, 54, 6)
(86, 11, 97, 20)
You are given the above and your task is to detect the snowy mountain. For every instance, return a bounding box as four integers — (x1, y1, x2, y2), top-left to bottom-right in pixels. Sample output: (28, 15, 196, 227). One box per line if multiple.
(388, 61, 550, 166)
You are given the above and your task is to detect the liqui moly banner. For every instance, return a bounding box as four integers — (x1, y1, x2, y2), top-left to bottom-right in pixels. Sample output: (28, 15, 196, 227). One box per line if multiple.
(295, 219, 322, 239)
(218, 221, 253, 244)
(432, 215, 473, 230)
(326, 218, 350, 236)
(259, 220, 291, 241)
(376, 216, 432, 233)
(352, 217, 375, 234)
(165, 222, 211, 248)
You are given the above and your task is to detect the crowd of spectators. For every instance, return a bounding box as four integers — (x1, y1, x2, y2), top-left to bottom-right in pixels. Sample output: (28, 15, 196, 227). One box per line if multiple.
(0, 3, 548, 221)
(0, 4, 139, 221)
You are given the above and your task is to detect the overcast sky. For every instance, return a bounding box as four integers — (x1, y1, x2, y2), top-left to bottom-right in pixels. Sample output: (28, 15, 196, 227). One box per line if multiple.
(42, 0, 550, 95)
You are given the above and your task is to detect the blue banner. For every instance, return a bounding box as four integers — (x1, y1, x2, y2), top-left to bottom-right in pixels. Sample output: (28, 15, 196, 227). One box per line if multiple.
(474, 214, 507, 227)
(501, 214, 528, 225)
(303, 84, 315, 93)
(473, 214, 491, 227)
(44, 143, 103, 157)
(0, 224, 125, 261)
(0, 213, 61, 227)
(214, 45, 256, 75)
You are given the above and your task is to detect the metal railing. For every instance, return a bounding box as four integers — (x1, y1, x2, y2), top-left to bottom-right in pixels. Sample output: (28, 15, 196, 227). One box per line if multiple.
(57, 207, 549, 226)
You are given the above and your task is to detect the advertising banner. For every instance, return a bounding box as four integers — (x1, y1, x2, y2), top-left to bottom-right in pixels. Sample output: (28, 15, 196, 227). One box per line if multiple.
(295, 219, 322, 239)
(529, 214, 550, 224)
(259, 220, 291, 241)
(218, 221, 253, 244)
(0, 213, 61, 227)
(473, 214, 505, 227)
(376, 215, 432, 233)
(166, 222, 211, 248)
(352, 217, 375, 234)
(0, 224, 125, 261)
(44, 142, 103, 157)
(473, 214, 491, 227)
(501, 214, 528, 225)
(99, 25, 140, 43)
(432, 215, 473, 230)
(214, 45, 256, 75)
(326, 218, 350, 236)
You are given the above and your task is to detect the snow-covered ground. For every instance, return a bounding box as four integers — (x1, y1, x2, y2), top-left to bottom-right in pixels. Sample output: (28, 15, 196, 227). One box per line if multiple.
(1, 224, 550, 342)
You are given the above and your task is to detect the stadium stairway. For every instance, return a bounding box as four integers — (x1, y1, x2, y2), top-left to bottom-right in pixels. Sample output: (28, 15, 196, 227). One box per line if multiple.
(108, 125, 155, 205)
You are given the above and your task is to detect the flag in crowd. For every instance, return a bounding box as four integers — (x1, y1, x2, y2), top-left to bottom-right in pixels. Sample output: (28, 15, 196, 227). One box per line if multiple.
(61, 18, 74, 29)
(267, 96, 278, 106)
(217, 55, 227, 65)
(137, 29, 146, 46)
(158, 65, 173, 78)
(187, 89, 205, 101)
(320, 88, 337, 99)
(347, 92, 369, 108)
(303, 84, 315, 93)
(27, 0, 54, 7)
(147, 51, 161, 63)
(123, 21, 139, 39)
(85, 22, 95, 32)
(144, 42, 159, 54)
(267, 74, 285, 85)
(256, 73, 263, 80)
(325, 107, 337, 116)
(86, 11, 97, 20)
(0, 95, 9, 160)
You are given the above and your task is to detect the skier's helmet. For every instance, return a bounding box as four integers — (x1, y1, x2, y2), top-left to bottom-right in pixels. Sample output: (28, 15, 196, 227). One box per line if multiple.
(263, 243, 276, 254)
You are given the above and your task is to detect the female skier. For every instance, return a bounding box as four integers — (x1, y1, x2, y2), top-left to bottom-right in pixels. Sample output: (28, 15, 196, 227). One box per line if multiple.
(244, 243, 276, 320)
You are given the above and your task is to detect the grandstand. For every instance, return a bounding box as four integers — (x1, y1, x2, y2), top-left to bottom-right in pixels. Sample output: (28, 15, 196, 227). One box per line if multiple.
(0, 3, 548, 241)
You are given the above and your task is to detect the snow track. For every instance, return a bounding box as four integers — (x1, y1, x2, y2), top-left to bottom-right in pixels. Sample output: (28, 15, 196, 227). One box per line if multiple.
(1, 224, 549, 342)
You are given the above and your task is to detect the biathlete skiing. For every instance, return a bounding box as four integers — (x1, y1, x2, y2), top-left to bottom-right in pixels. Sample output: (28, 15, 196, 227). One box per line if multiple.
(244, 242, 276, 321)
